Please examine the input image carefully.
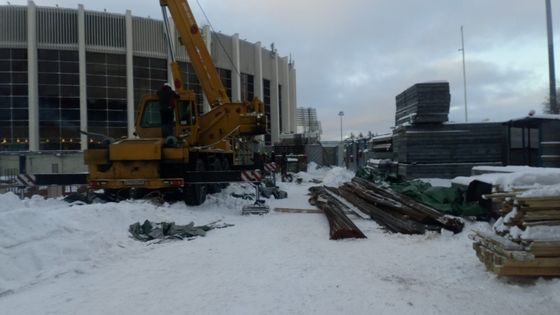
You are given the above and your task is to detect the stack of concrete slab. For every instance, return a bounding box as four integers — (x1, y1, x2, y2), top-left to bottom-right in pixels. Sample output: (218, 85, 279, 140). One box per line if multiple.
(393, 122, 506, 178)
(395, 82, 450, 126)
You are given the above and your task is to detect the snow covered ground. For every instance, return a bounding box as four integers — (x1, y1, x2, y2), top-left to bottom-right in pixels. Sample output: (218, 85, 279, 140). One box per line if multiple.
(1, 165, 559, 315)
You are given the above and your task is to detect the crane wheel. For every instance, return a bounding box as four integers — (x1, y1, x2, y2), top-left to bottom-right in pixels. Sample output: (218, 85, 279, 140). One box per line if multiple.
(220, 156, 231, 189)
(184, 158, 207, 206)
(207, 158, 222, 194)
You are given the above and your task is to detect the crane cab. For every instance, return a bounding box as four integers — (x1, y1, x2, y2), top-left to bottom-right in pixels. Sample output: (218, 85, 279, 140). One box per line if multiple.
(134, 90, 199, 143)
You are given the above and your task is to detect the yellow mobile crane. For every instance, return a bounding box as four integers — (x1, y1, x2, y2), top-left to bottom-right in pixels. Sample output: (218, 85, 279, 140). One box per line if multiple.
(84, 0, 267, 205)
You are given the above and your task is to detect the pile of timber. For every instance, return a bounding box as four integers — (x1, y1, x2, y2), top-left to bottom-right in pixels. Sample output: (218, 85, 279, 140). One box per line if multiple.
(395, 82, 450, 126)
(309, 186, 367, 240)
(471, 192, 560, 276)
(322, 177, 464, 234)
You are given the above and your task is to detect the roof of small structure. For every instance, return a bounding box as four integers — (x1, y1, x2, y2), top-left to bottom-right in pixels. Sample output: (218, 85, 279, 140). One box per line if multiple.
(505, 114, 560, 128)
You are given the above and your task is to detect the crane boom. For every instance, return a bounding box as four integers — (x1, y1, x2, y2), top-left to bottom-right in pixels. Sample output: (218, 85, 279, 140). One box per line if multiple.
(160, 0, 231, 107)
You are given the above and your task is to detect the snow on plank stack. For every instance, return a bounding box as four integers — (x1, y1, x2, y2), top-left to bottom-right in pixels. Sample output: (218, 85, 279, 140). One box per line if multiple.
(395, 82, 450, 126)
(472, 187, 560, 276)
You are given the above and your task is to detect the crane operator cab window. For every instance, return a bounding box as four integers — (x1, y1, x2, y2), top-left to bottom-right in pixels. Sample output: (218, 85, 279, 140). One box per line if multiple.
(178, 101, 196, 126)
(140, 100, 162, 128)
(140, 100, 196, 128)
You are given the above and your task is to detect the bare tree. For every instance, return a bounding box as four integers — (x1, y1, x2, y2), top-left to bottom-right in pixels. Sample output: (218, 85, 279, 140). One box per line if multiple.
(543, 88, 560, 114)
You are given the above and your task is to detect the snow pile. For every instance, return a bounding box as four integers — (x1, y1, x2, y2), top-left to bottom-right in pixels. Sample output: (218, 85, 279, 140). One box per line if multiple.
(1, 166, 560, 315)
(322, 166, 355, 187)
(0, 190, 247, 295)
(305, 161, 322, 175)
(295, 162, 354, 186)
(0, 195, 144, 294)
(294, 162, 323, 182)
(0, 192, 30, 212)
(453, 166, 560, 191)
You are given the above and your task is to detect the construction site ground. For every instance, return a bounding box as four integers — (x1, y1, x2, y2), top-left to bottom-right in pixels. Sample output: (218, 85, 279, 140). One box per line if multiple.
(1, 166, 559, 315)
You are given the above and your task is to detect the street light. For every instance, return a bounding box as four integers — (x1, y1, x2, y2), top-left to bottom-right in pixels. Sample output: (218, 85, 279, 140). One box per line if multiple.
(338, 111, 344, 142)
(459, 25, 468, 122)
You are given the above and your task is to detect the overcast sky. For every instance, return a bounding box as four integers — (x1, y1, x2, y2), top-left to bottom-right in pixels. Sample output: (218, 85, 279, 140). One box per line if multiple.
(11, 0, 560, 140)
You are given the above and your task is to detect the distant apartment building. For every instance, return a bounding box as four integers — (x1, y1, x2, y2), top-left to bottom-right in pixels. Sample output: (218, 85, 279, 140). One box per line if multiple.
(296, 107, 321, 141)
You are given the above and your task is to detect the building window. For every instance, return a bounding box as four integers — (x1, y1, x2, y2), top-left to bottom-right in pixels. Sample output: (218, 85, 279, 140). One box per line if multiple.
(86, 52, 127, 145)
(133, 56, 167, 115)
(240, 73, 254, 102)
(0, 48, 29, 151)
(178, 61, 203, 113)
(38, 49, 80, 151)
(263, 79, 271, 145)
(217, 68, 232, 100)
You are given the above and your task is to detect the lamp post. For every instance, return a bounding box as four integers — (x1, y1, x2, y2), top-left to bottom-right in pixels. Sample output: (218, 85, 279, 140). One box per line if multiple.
(459, 25, 468, 122)
(338, 111, 344, 142)
(546, 0, 558, 113)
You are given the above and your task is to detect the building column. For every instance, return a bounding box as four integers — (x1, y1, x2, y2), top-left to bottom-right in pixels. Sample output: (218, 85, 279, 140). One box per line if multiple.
(231, 33, 241, 102)
(280, 56, 290, 134)
(125, 10, 134, 138)
(27, 0, 38, 152)
(289, 62, 297, 133)
(253, 42, 265, 144)
(270, 54, 280, 144)
(202, 25, 212, 113)
(254, 42, 263, 99)
(78, 4, 88, 150)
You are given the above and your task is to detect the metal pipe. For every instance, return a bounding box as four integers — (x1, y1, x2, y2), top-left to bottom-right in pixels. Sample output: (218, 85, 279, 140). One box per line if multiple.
(546, 0, 557, 113)
(160, 6, 176, 62)
(460, 25, 468, 122)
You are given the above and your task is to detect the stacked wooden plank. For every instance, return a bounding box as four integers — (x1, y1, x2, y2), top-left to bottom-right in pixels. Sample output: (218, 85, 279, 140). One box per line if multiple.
(321, 177, 464, 234)
(472, 193, 560, 276)
(395, 82, 450, 126)
(308, 186, 367, 240)
(392, 122, 507, 178)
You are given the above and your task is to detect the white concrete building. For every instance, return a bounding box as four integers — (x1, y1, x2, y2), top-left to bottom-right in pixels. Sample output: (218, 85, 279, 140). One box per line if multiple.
(0, 1, 297, 153)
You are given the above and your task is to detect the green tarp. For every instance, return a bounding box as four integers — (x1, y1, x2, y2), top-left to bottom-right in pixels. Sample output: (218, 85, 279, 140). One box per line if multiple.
(356, 168, 488, 219)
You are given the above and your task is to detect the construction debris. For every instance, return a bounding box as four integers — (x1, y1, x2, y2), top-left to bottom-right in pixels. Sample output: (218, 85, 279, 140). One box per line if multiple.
(274, 207, 323, 214)
(330, 177, 464, 234)
(129, 220, 233, 242)
(309, 186, 367, 240)
(472, 191, 560, 276)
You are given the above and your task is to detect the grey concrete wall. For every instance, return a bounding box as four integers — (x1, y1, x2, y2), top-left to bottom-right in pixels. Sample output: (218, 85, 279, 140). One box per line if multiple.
(0, 152, 86, 175)
(261, 48, 273, 79)
(239, 39, 255, 74)
(211, 32, 233, 70)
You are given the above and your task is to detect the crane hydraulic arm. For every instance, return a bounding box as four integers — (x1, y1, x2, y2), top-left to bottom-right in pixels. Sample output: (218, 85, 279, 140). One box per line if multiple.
(160, 0, 230, 107)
